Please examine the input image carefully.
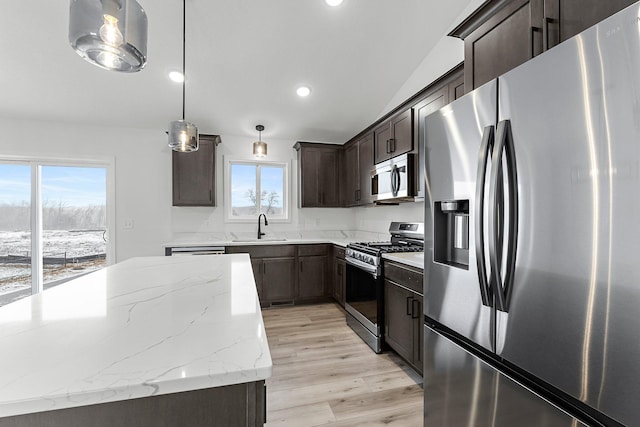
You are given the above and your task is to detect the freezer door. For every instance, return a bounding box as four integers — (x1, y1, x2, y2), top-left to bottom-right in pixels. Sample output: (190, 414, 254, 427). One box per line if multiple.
(424, 80, 497, 351)
(497, 3, 640, 425)
(424, 325, 587, 427)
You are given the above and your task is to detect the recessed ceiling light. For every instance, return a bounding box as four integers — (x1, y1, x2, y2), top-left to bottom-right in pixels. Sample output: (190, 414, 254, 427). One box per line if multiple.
(169, 71, 184, 83)
(297, 86, 311, 97)
(325, 0, 343, 6)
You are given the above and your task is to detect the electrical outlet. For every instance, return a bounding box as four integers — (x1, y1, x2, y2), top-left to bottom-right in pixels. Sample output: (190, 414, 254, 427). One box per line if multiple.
(124, 219, 134, 229)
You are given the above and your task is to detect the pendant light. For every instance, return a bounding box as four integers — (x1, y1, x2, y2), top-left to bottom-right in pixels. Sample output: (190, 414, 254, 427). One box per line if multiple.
(168, 0, 198, 152)
(69, 0, 148, 72)
(253, 125, 267, 158)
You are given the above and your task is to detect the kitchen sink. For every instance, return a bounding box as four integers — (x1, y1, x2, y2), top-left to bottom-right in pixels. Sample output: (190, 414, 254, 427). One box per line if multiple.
(231, 238, 287, 242)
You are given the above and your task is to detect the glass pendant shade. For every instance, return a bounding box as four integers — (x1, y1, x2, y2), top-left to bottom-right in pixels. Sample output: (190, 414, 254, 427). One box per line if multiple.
(253, 141, 267, 157)
(168, 120, 199, 152)
(69, 0, 148, 72)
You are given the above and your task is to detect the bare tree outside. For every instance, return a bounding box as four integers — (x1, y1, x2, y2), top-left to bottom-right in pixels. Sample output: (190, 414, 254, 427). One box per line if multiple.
(246, 189, 280, 214)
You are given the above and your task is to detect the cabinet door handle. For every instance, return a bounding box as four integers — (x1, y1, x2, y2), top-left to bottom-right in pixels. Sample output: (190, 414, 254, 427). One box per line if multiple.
(545, 17, 552, 50)
(411, 299, 420, 319)
(355, 189, 360, 201)
(406, 296, 413, 316)
(386, 139, 390, 154)
(544, 17, 557, 50)
(389, 138, 396, 153)
(530, 26, 542, 57)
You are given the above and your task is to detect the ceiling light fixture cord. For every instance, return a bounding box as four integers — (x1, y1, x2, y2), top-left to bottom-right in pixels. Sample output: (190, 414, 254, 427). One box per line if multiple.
(182, 0, 186, 121)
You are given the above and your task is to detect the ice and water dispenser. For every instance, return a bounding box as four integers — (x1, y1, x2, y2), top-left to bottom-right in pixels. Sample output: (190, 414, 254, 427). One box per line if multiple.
(434, 200, 469, 269)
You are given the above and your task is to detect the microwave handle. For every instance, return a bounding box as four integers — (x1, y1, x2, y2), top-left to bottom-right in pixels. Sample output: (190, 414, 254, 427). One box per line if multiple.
(391, 165, 400, 195)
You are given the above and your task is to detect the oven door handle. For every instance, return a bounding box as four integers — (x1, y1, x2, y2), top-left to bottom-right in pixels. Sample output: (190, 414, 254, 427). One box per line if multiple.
(345, 257, 378, 277)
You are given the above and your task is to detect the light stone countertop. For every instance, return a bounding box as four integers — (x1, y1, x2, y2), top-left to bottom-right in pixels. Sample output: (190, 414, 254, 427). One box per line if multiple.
(0, 254, 272, 418)
(382, 252, 425, 270)
(162, 230, 391, 250)
(165, 237, 358, 249)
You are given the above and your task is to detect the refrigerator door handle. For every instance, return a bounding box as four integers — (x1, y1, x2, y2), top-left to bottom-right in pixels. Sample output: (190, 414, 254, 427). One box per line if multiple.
(474, 125, 495, 307)
(489, 120, 518, 313)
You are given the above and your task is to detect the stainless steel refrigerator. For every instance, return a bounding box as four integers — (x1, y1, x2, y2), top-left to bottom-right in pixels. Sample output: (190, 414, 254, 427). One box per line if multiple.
(423, 3, 640, 426)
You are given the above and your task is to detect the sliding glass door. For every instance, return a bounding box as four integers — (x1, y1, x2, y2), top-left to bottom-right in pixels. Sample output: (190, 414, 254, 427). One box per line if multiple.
(0, 164, 32, 306)
(0, 161, 111, 307)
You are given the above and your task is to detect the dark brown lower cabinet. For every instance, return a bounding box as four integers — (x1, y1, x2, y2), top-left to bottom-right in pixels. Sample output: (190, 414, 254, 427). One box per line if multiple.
(384, 261, 423, 374)
(297, 244, 330, 302)
(250, 259, 263, 300)
(0, 381, 266, 427)
(226, 245, 296, 305)
(297, 255, 327, 300)
(331, 245, 346, 307)
(333, 258, 346, 307)
(227, 244, 332, 305)
(262, 258, 296, 302)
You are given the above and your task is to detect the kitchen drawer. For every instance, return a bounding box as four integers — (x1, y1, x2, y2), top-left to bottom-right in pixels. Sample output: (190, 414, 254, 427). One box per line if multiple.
(297, 244, 329, 257)
(384, 261, 423, 295)
(226, 245, 295, 258)
(333, 245, 345, 259)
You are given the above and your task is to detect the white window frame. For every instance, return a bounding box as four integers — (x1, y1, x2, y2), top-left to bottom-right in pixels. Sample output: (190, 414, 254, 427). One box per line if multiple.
(0, 155, 116, 295)
(224, 158, 290, 223)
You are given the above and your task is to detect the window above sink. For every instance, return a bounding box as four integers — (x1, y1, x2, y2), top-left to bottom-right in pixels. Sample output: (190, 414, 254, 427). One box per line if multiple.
(224, 159, 290, 223)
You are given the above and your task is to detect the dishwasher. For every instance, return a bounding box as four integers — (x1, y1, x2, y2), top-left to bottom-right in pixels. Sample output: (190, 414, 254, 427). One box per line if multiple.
(165, 246, 226, 256)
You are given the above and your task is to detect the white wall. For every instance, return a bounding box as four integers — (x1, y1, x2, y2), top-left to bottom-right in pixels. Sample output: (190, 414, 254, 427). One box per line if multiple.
(377, 0, 486, 118)
(379, 37, 464, 118)
(0, 117, 172, 262)
(353, 202, 424, 235)
(0, 119, 359, 263)
(170, 134, 355, 238)
(0, 1, 486, 258)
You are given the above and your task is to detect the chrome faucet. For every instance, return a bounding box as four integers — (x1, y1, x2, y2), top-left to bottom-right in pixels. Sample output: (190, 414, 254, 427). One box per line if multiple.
(257, 213, 268, 239)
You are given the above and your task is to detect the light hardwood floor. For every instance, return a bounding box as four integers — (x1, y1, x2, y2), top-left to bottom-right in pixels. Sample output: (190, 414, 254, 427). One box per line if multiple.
(263, 303, 424, 427)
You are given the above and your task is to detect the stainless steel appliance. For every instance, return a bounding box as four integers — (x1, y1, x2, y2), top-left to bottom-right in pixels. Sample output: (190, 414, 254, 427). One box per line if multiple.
(370, 153, 415, 204)
(345, 222, 423, 353)
(423, 4, 640, 426)
(165, 246, 226, 256)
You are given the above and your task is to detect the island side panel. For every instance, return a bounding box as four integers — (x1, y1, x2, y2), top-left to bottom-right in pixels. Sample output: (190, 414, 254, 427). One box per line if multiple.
(0, 381, 266, 427)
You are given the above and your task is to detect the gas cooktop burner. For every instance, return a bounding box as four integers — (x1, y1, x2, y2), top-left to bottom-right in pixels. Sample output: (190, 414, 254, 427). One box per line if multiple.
(348, 241, 423, 254)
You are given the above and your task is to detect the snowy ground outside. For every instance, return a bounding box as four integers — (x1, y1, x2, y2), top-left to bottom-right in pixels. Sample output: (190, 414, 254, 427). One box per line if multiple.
(0, 230, 106, 297)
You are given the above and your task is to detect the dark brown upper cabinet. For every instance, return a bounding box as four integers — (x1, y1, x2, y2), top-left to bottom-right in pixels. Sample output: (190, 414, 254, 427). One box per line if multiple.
(450, 0, 634, 92)
(294, 142, 342, 208)
(373, 108, 413, 164)
(448, 73, 465, 102)
(543, 0, 635, 49)
(343, 142, 359, 207)
(343, 132, 374, 207)
(413, 87, 449, 200)
(172, 134, 220, 207)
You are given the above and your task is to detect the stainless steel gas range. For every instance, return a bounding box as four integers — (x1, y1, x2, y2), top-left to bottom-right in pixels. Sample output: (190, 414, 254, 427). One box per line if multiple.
(344, 222, 424, 353)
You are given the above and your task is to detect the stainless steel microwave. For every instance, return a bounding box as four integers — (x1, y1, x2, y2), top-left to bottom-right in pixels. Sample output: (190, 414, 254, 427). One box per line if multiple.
(370, 153, 415, 204)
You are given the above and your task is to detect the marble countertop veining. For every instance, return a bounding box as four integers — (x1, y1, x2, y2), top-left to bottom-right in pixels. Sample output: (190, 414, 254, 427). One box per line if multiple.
(0, 254, 272, 418)
(162, 230, 391, 249)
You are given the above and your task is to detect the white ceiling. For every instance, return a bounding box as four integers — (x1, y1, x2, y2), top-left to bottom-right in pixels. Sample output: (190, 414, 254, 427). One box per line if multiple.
(0, 0, 474, 144)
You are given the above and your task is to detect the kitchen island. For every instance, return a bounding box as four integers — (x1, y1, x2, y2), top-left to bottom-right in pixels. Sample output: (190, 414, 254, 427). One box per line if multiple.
(0, 255, 271, 426)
